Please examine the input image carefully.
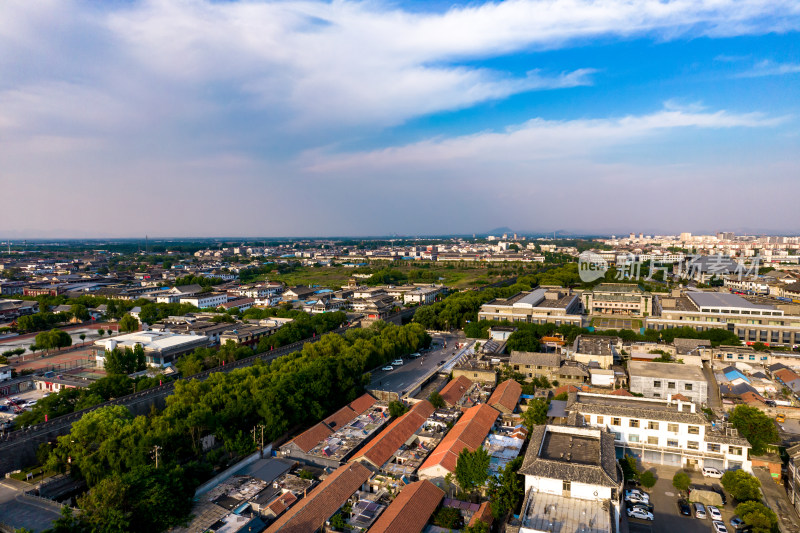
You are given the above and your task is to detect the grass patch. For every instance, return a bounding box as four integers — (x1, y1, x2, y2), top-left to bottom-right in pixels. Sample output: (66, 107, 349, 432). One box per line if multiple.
(10, 465, 57, 483)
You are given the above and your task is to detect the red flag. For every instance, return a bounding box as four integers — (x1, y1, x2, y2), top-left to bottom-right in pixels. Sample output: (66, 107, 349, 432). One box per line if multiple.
(45, 414, 48, 422)
(159, 379, 162, 386)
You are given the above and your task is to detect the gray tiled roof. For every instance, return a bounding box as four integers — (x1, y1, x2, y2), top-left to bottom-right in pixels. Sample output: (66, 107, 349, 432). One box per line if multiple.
(519, 426, 620, 488)
(567, 393, 708, 425)
(510, 351, 561, 368)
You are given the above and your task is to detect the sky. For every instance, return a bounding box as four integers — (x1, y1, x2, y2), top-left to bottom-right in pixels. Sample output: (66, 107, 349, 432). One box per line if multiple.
(1, 0, 799, 238)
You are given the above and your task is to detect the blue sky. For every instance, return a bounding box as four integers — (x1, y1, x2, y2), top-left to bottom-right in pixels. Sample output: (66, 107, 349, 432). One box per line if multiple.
(1, 0, 799, 237)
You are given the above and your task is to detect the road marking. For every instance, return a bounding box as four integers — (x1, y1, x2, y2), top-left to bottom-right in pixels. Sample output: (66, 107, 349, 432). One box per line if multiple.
(664, 491, 674, 497)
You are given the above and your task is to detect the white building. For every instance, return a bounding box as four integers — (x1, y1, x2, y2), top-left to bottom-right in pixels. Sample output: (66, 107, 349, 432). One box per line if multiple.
(568, 392, 751, 472)
(517, 424, 623, 533)
(627, 360, 709, 404)
(179, 292, 228, 309)
(92, 331, 210, 367)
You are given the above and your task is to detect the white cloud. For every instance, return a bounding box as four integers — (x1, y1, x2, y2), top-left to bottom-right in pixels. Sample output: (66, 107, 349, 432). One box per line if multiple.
(736, 59, 800, 78)
(306, 105, 786, 171)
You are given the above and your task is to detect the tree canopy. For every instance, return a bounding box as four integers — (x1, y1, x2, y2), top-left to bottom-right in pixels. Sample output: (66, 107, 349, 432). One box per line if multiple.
(728, 404, 779, 455)
(721, 469, 762, 502)
(455, 446, 490, 494)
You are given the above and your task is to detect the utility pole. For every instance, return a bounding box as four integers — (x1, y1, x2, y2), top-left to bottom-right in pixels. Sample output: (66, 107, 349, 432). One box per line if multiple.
(152, 445, 162, 468)
(252, 424, 266, 457)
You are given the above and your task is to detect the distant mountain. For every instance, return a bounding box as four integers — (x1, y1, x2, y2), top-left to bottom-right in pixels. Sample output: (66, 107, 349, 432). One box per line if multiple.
(486, 226, 514, 236)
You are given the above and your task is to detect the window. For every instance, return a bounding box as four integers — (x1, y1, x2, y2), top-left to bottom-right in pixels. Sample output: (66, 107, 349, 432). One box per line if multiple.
(629, 419, 640, 428)
(668, 382, 676, 389)
(707, 443, 721, 453)
(584, 415, 591, 424)
(688, 426, 700, 435)
(729, 446, 742, 456)
(647, 436, 659, 445)
(629, 434, 640, 443)
(685, 383, 693, 391)
(612, 417, 621, 426)
(597, 416, 604, 425)
(687, 441, 699, 450)
(653, 380, 661, 388)
(647, 421, 659, 430)
(668, 423, 679, 433)
(613, 431, 622, 441)
(667, 439, 679, 447)
(563, 481, 571, 492)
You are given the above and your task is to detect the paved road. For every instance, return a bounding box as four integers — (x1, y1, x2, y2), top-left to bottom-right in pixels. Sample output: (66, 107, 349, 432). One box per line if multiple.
(752, 466, 800, 533)
(368, 332, 465, 395)
(0, 479, 62, 532)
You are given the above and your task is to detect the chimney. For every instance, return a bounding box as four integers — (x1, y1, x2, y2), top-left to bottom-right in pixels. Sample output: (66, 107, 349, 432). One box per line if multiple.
(677, 400, 683, 412)
(690, 403, 696, 413)
(667, 394, 672, 404)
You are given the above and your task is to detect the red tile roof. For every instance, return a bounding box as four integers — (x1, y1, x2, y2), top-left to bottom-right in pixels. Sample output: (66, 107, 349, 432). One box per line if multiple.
(468, 501, 494, 528)
(267, 491, 298, 518)
(290, 422, 333, 453)
(349, 393, 377, 415)
(488, 379, 522, 413)
(267, 462, 371, 533)
(368, 480, 444, 533)
(553, 384, 580, 397)
(669, 393, 691, 401)
(419, 403, 499, 476)
(354, 401, 435, 469)
(740, 391, 765, 404)
(775, 368, 800, 383)
(324, 406, 358, 431)
(440, 376, 472, 406)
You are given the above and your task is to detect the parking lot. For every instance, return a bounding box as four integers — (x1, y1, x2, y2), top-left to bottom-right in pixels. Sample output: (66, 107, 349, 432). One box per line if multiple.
(0, 388, 50, 429)
(626, 466, 737, 533)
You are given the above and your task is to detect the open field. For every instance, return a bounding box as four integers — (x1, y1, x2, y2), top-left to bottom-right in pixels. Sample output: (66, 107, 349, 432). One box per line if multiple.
(591, 316, 643, 330)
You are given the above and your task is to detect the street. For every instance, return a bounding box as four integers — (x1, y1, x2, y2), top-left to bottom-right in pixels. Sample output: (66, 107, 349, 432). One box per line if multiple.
(367, 332, 466, 395)
(0, 478, 62, 532)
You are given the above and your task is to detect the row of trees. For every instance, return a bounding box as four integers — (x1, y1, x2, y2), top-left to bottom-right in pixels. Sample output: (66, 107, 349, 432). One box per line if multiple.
(41, 321, 430, 531)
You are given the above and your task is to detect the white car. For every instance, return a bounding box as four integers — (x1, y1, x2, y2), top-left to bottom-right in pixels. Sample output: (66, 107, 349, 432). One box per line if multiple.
(381, 365, 393, 371)
(392, 359, 403, 366)
(627, 508, 654, 521)
(713, 520, 728, 533)
(708, 506, 722, 521)
(703, 466, 723, 478)
(624, 490, 650, 504)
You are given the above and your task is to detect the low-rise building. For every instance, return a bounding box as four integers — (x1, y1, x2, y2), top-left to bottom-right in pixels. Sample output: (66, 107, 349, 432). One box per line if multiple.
(571, 335, 622, 370)
(367, 480, 444, 533)
(628, 360, 709, 404)
(568, 392, 751, 472)
(516, 424, 623, 533)
(417, 403, 499, 483)
(582, 283, 653, 317)
(92, 331, 210, 367)
(179, 292, 228, 309)
(478, 288, 582, 326)
(439, 376, 473, 407)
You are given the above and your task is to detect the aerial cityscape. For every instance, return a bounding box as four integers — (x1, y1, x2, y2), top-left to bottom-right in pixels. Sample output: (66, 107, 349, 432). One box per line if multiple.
(1, 1, 799, 533)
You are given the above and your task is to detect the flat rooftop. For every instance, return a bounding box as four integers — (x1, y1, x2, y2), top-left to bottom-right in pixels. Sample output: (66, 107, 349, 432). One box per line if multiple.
(540, 432, 601, 466)
(628, 360, 706, 381)
(686, 291, 777, 312)
(521, 491, 610, 533)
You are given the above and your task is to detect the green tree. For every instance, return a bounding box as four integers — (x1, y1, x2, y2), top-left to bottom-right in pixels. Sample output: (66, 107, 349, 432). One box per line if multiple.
(639, 470, 656, 489)
(728, 404, 779, 455)
(464, 520, 490, 533)
(721, 469, 762, 502)
(432, 507, 464, 529)
(672, 471, 691, 492)
(521, 399, 549, 432)
(619, 454, 639, 481)
(735, 500, 778, 533)
(388, 400, 409, 418)
(455, 446, 490, 494)
(118, 314, 139, 333)
(428, 391, 445, 409)
(104, 345, 146, 375)
(97, 328, 105, 338)
(70, 304, 90, 322)
(488, 456, 523, 519)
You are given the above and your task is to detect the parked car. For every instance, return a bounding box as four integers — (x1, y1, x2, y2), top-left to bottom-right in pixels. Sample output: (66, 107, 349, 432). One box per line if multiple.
(677, 499, 692, 516)
(410, 352, 421, 358)
(730, 516, 744, 529)
(391, 359, 403, 366)
(708, 506, 722, 521)
(624, 489, 650, 504)
(703, 467, 723, 478)
(381, 365, 393, 371)
(627, 502, 654, 513)
(627, 508, 654, 521)
(713, 520, 729, 533)
(694, 502, 707, 519)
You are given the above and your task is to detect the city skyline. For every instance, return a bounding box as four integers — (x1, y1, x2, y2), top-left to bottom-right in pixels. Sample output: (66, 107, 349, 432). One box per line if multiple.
(2, 0, 799, 237)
